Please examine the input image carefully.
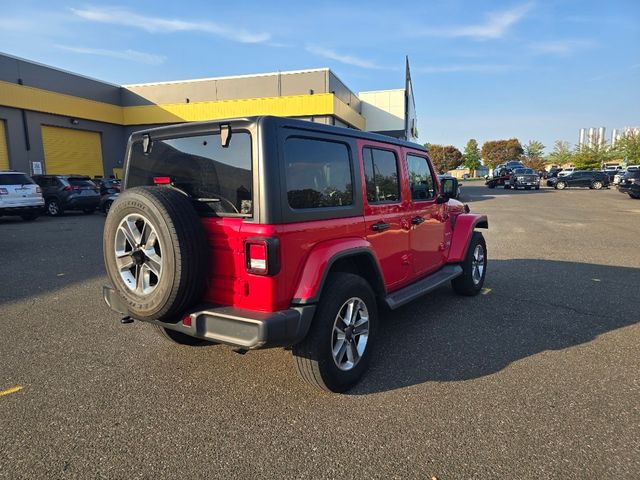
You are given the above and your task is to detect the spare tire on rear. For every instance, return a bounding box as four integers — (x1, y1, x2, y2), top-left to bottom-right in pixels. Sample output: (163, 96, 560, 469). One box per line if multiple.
(103, 186, 209, 322)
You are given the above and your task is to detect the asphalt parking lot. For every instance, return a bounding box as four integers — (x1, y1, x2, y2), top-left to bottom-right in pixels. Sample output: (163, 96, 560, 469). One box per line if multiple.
(1, 184, 639, 479)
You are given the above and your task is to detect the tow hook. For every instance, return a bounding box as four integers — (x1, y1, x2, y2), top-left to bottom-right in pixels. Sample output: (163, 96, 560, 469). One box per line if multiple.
(120, 316, 134, 324)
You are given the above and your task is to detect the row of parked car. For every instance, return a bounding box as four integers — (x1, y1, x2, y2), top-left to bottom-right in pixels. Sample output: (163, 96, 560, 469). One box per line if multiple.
(0, 170, 119, 221)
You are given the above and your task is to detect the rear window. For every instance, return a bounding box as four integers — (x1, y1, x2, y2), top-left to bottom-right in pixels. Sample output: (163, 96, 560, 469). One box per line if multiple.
(68, 178, 96, 187)
(127, 132, 253, 217)
(0, 173, 35, 185)
(284, 137, 353, 209)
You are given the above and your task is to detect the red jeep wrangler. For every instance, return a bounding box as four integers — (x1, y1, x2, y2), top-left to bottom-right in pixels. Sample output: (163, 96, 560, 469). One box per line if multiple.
(103, 116, 488, 392)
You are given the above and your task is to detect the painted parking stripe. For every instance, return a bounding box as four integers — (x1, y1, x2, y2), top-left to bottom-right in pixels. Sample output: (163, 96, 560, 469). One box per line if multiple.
(0, 386, 24, 397)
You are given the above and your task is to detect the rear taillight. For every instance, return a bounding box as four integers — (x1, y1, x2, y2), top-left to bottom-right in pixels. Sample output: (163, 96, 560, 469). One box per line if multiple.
(0, 188, 7, 195)
(245, 238, 280, 276)
(182, 314, 192, 327)
(63, 185, 81, 191)
(153, 176, 171, 185)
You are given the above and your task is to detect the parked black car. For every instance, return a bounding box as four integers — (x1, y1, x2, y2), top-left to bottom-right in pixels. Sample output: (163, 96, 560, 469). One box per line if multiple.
(509, 168, 540, 190)
(618, 170, 640, 199)
(33, 175, 101, 216)
(93, 178, 121, 195)
(547, 171, 610, 190)
(99, 192, 119, 214)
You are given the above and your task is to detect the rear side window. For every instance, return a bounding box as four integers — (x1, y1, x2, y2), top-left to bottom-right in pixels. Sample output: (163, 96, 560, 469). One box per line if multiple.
(68, 178, 96, 187)
(0, 174, 35, 185)
(285, 138, 353, 209)
(363, 147, 400, 203)
(127, 132, 253, 216)
(407, 155, 435, 200)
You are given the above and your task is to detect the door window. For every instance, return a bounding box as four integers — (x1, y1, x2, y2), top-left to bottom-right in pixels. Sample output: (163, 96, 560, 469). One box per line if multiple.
(363, 148, 400, 203)
(406, 155, 435, 200)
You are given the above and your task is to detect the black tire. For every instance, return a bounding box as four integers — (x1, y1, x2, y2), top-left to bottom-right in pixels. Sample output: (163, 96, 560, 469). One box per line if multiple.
(535, 186, 540, 190)
(504, 185, 511, 189)
(452, 232, 487, 296)
(21, 214, 39, 221)
(292, 273, 377, 393)
(629, 193, 640, 199)
(103, 200, 113, 215)
(555, 181, 567, 190)
(591, 181, 603, 190)
(103, 186, 209, 322)
(46, 198, 63, 216)
(83, 208, 95, 214)
(487, 182, 495, 189)
(154, 325, 212, 346)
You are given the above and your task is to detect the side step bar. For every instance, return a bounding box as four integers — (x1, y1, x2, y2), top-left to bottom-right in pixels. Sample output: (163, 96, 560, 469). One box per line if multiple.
(383, 265, 463, 310)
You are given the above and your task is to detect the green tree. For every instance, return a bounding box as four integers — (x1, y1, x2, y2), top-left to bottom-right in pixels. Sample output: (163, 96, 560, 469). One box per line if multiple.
(573, 141, 615, 170)
(425, 143, 464, 173)
(614, 131, 640, 165)
(546, 140, 573, 167)
(481, 139, 524, 169)
(463, 139, 481, 171)
(521, 140, 546, 171)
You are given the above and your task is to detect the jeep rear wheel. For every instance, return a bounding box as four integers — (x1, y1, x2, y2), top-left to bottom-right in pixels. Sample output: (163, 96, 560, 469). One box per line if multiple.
(292, 273, 377, 393)
(452, 232, 487, 296)
(103, 186, 209, 322)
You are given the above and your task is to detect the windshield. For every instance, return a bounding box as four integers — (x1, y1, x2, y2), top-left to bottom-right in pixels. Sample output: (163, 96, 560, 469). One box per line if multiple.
(127, 131, 253, 217)
(0, 173, 35, 185)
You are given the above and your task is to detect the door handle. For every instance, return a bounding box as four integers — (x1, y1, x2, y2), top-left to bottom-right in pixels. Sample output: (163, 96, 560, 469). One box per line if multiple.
(411, 216, 425, 225)
(371, 222, 390, 232)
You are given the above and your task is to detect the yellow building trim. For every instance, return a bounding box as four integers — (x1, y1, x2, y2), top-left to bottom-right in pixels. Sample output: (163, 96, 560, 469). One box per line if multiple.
(0, 81, 366, 129)
(122, 93, 336, 125)
(0, 80, 123, 124)
(333, 96, 366, 130)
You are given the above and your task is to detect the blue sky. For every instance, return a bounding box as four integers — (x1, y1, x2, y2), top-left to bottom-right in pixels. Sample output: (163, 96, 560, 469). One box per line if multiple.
(1, 0, 638, 152)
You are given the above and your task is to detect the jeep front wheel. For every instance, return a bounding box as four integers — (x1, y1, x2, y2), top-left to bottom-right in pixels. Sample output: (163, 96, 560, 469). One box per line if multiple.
(452, 232, 487, 296)
(292, 273, 377, 393)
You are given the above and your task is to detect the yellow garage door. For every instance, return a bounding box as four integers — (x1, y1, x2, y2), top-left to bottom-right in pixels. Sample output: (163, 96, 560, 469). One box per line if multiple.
(41, 125, 104, 177)
(0, 120, 9, 170)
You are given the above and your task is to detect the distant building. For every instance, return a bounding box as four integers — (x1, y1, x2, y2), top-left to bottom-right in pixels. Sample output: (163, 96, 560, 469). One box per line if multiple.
(579, 126, 639, 148)
(0, 53, 419, 177)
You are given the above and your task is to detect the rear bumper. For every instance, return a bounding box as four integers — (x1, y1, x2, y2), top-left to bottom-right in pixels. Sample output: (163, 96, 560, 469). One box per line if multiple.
(103, 285, 315, 349)
(0, 205, 44, 216)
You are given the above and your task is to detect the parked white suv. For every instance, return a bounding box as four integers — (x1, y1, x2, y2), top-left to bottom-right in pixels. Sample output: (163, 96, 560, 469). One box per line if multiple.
(0, 171, 45, 221)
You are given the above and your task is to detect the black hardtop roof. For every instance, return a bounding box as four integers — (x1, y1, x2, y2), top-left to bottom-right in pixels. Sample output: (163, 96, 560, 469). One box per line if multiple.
(129, 115, 427, 152)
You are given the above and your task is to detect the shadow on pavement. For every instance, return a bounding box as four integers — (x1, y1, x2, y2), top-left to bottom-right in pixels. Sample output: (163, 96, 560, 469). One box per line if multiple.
(351, 259, 640, 395)
(0, 215, 106, 306)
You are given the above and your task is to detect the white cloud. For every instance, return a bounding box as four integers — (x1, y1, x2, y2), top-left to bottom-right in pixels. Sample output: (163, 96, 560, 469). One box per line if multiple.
(55, 45, 166, 65)
(529, 39, 594, 55)
(70, 6, 270, 44)
(306, 46, 387, 69)
(418, 2, 534, 40)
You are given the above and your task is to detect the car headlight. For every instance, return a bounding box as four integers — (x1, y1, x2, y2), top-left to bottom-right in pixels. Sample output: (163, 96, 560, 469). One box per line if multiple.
(517, 176, 524, 181)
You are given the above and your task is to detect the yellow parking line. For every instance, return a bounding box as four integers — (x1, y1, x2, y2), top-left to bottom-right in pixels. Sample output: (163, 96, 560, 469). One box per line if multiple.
(0, 386, 24, 397)
(481, 288, 492, 295)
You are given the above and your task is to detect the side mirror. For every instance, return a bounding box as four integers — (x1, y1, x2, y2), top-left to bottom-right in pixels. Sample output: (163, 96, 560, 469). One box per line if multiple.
(438, 177, 456, 203)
